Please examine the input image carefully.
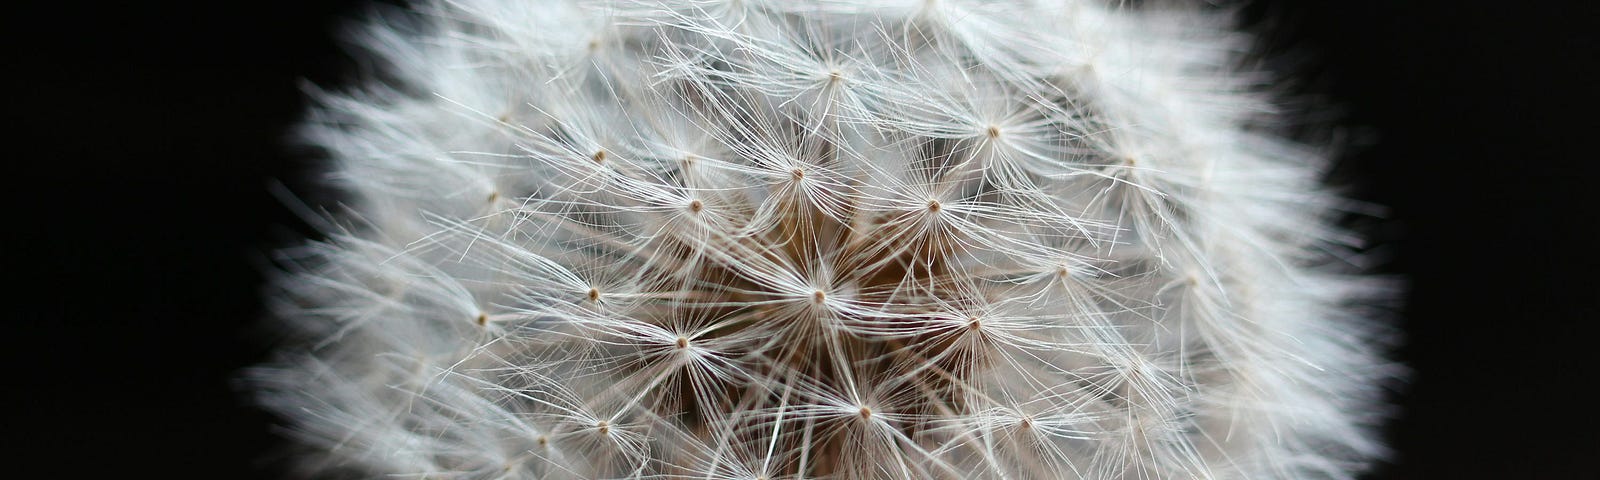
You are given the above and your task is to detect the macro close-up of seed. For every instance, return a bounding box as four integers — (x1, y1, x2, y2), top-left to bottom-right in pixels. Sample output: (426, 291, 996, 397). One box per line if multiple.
(248, 1, 1396, 478)
(16, 1, 1598, 479)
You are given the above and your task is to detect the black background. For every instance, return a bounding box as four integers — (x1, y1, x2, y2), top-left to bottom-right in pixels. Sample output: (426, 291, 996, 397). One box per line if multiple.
(6, 1, 1597, 478)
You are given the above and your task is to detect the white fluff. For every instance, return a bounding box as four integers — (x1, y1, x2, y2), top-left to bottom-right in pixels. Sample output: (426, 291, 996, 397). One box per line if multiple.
(254, 1, 1396, 478)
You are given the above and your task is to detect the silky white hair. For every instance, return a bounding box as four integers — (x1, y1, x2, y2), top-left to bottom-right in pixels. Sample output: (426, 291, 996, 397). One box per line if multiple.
(252, 1, 1397, 478)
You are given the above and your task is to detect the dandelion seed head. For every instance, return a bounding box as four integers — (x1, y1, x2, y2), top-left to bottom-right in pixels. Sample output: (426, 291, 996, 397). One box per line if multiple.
(253, 1, 1397, 479)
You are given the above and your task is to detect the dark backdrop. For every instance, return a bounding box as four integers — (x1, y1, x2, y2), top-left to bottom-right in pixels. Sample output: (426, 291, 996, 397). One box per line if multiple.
(7, 1, 1596, 478)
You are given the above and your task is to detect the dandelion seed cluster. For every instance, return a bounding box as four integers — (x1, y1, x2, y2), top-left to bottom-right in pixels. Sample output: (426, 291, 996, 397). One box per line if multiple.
(254, 1, 1395, 478)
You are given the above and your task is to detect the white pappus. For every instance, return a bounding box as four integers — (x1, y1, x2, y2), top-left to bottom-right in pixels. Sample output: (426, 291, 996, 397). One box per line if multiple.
(251, 1, 1398, 479)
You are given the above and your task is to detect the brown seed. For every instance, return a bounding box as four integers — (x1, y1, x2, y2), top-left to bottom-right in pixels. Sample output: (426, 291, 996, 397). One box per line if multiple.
(587, 287, 601, 302)
(688, 199, 703, 212)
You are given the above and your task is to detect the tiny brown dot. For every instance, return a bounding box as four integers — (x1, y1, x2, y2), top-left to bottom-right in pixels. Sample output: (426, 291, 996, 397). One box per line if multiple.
(475, 313, 488, 326)
(967, 317, 982, 331)
(986, 125, 1001, 138)
(858, 406, 873, 419)
(486, 191, 500, 203)
(536, 436, 548, 447)
(812, 290, 827, 304)
(927, 199, 942, 213)
(596, 421, 610, 435)
(587, 287, 601, 302)
(791, 168, 805, 181)
(688, 199, 703, 212)
(675, 337, 689, 349)
(1020, 417, 1034, 429)
(592, 150, 607, 163)
(828, 69, 842, 83)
